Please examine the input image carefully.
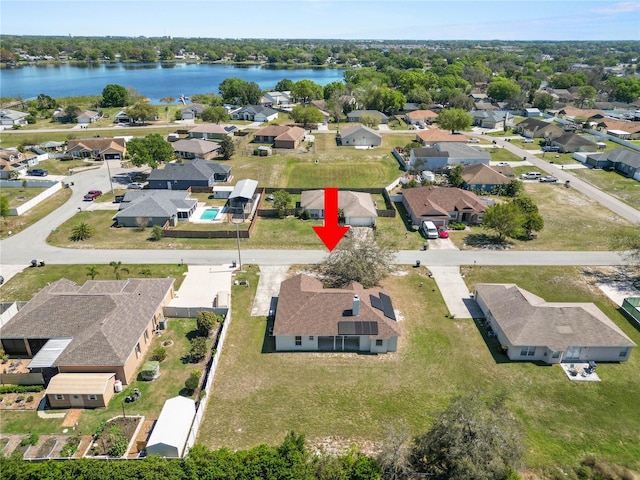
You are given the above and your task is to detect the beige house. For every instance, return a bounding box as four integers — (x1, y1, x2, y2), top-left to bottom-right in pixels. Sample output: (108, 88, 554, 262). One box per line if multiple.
(415, 128, 468, 145)
(300, 190, 377, 227)
(405, 109, 438, 125)
(402, 186, 487, 227)
(66, 138, 126, 161)
(253, 125, 306, 149)
(0, 278, 175, 390)
(274, 274, 400, 353)
(46, 372, 116, 409)
(474, 283, 636, 364)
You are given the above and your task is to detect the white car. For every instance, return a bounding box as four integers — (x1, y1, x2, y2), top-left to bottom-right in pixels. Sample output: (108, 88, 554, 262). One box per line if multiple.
(467, 138, 480, 143)
(496, 162, 509, 166)
(127, 182, 145, 189)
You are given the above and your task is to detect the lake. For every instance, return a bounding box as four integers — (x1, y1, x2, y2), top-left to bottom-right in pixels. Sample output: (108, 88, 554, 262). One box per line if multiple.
(0, 63, 347, 104)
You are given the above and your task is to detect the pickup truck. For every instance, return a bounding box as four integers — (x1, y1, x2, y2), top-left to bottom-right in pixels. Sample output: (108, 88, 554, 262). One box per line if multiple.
(83, 190, 103, 201)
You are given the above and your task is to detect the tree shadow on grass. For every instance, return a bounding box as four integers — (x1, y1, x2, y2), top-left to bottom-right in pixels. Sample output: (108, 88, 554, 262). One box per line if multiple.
(393, 202, 418, 233)
(464, 233, 512, 250)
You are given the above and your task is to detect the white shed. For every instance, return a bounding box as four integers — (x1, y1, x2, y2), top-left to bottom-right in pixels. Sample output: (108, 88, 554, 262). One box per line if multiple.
(145, 396, 196, 457)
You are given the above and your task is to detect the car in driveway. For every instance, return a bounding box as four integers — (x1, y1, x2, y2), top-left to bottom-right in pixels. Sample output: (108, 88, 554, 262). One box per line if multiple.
(542, 145, 560, 152)
(496, 162, 509, 166)
(83, 190, 103, 201)
(467, 138, 480, 143)
(127, 182, 145, 189)
(437, 227, 449, 239)
(27, 168, 48, 177)
(539, 176, 558, 183)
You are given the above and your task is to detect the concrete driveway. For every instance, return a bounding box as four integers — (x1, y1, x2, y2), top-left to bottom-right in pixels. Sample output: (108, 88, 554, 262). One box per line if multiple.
(170, 264, 234, 308)
(251, 266, 290, 316)
(428, 266, 484, 319)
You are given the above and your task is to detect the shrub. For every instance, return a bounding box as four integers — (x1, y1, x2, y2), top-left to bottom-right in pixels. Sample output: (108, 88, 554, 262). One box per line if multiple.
(185, 369, 201, 393)
(108, 436, 129, 457)
(189, 337, 207, 363)
(26, 395, 34, 403)
(61, 435, 82, 457)
(15, 395, 24, 403)
(150, 225, 163, 241)
(0, 385, 44, 394)
(196, 311, 216, 337)
(151, 346, 167, 362)
(449, 222, 467, 230)
(300, 209, 311, 220)
(20, 433, 39, 446)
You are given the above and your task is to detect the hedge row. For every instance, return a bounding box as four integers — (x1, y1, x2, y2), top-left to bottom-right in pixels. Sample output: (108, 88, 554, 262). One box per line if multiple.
(0, 385, 44, 394)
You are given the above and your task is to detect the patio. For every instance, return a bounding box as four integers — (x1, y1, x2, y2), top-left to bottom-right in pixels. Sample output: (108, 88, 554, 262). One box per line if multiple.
(560, 362, 601, 382)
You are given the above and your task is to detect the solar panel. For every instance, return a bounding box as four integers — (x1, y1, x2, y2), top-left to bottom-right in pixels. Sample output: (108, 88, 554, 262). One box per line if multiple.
(338, 321, 378, 336)
(379, 293, 396, 320)
(370, 294, 382, 311)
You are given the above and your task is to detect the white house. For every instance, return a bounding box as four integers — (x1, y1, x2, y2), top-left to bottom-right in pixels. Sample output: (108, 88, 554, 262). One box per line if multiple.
(300, 190, 378, 227)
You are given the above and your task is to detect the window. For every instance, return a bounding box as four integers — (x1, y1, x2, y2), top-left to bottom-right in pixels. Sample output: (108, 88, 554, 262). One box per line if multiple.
(135, 342, 141, 357)
(55, 394, 64, 400)
(144, 330, 149, 343)
(87, 395, 98, 401)
(620, 348, 629, 358)
(552, 351, 561, 358)
(520, 346, 535, 356)
(308, 336, 314, 341)
(295, 336, 302, 346)
(375, 339, 383, 346)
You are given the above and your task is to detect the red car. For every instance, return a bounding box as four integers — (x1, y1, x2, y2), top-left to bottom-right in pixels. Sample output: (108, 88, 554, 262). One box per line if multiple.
(83, 190, 103, 201)
(438, 227, 449, 239)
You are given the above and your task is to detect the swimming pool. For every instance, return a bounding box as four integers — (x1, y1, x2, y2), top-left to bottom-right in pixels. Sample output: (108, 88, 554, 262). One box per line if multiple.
(199, 208, 220, 220)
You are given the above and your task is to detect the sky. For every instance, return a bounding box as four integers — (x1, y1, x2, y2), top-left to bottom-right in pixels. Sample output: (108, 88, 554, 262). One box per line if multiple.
(1, 0, 639, 41)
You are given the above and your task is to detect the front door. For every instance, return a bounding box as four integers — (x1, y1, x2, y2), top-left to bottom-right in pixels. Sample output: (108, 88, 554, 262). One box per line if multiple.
(69, 394, 84, 407)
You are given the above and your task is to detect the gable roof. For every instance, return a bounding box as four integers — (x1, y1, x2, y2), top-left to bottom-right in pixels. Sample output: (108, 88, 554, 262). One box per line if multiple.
(416, 128, 467, 143)
(237, 105, 278, 116)
(253, 125, 306, 141)
(402, 186, 487, 218)
(475, 283, 636, 351)
(115, 191, 197, 219)
(462, 164, 510, 185)
(171, 139, 220, 155)
(229, 178, 258, 200)
(589, 148, 640, 168)
(339, 124, 381, 139)
(301, 190, 377, 218)
(558, 106, 605, 119)
(0, 278, 174, 368)
(552, 133, 598, 148)
(66, 137, 126, 154)
(598, 119, 640, 134)
(0, 109, 29, 121)
(406, 109, 439, 120)
(148, 158, 230, 182)
(188, 123, 231, 134)
(76, 110, 99, 121)
(274, 274, 399, 339)
(346, 110, 389, 121)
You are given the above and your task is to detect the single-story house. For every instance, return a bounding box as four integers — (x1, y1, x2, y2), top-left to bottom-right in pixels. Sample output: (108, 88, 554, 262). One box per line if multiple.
(145, 396, 196, 458)
(147, 158, 231, 190)
(66, 137, 126, 161)
(408, 142, 490, 172)
(473, 102, 499, 111)
(228, 178, 258, 216)
(114, 190, 198, 227)
(0, 109, 29, 126)
(301, 190, 378, 227)
(474, 283, 636, 364)
(557, 106, 605, 121)
(514, 118, 564, 140)
(180, 104, 206, 120)
(550, 133, 598, 153)
(596, 120, 640, 140)
(405, 109, 438, 125)
(548, 89, 576, 102)
(45, 372, 116, 409)
(469, 93, 491, 103)
(231, 105, 278, 123)
(0, 278, 175, 386)
(402, 185, 487, 227)
(585, 149, 640, 181)
(261, 91, 292, 106)
(338, 125, 382, 147)
(274, 274, 400, 353)
(188, 124, 234, 141)
(114, 110, 131, 124)
(171, 139, 220, 161)
(461, 164, 512, 192)
(346, 110, 389, 124)
(252, 125, 306, 149)
(470, 111, 507, 129)
(522, 108, 541, 117)
(415, 128, 468, 145)
(76, 110, 100, 124)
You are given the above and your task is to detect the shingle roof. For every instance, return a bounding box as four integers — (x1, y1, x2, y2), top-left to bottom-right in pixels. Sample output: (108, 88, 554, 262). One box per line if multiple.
(416, 128, 467, 143)
(274, 274, 400, 339)
(0, 278, 175, 368)
(66, 138, 126, 154)
(189, 123, 230, 134)
(462, 164, 510, 185)
(115, 191, 197, 219)
(171, 139, 220, 155)
(475, 283, 636, 351)
(301, 190, 377, 218)
(406, 110, 439, 120)
(339, 124, 381, 139)
(552, 133, 597, 148)
(148, 158, 230, 182)
(402, 186, 487, 218)
(346, 110, 389, 120)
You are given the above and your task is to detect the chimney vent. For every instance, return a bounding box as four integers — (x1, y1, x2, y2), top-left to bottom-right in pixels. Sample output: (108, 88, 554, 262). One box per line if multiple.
(352, 295, 360, 316)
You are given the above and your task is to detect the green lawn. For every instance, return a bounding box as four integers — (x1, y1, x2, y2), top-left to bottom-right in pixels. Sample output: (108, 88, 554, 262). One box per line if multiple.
(37, 158, 92, 176)
(488, 147, 524, 163)
(200, 264, 640, 472)
(571, 167, 640, 209)
(2, 187, 48, 208)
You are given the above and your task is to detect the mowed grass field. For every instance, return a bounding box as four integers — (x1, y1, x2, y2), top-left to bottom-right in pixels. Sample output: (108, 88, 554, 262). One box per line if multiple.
(572, 166, 640, 209)
(200, 265, 640, 471)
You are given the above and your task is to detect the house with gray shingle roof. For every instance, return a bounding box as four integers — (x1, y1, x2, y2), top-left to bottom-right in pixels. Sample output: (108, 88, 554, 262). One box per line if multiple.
(147, 158, 231, 190)
(409, 142, 490, 171)
(274, 274, 400, 353)
(585, 149, 640, 181)
(474, 283, 636, 364)
(171, 139, 220, 161)
(515, 118, 564, 139)
(188, 123, 235, 141)
(231, 105, 278, 122)
(346, 109, 389, 124)
(461, 164, 512, 192)
(180, 103, 206, 120)
(0, 109, 29, 126)
(0, 278, 175, 388)
(114, 190, 197, 227)
(338, 125, 382, 147)
(550, 133, 598, 153)
(301, 190, 378, 227)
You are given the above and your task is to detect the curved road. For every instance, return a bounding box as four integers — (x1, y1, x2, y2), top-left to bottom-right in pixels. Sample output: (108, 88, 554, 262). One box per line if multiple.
(0, 131, 637, 271)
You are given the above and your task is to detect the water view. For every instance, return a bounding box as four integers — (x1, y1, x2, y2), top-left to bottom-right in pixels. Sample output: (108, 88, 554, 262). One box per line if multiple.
(0, 63, 347, 103)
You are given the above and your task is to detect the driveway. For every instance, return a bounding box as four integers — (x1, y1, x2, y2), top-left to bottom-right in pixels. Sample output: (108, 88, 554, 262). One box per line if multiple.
(428, 266, 484, 319)
(251, 265, 290, 316)
(169, 264, 234, 308)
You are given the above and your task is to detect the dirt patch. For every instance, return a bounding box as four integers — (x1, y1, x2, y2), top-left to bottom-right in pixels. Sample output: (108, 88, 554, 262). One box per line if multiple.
(62, 408, 83, 428)
(0, 391, 45, 411)
(24, 435, 59, 459)
(308, 436, 382, 457)
(128, 418, 155, 458)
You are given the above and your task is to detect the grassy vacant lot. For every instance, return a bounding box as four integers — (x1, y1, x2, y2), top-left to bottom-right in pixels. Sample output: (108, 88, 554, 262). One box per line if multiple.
(572, 167, 640, 209)
(2, 187, 48, 208)
(201, 264, 640, 471)
(449, 182, 637, 251)
(0, 317, 208, 437)
(37, 158, 92, 175)
(0, 187, 72, 240)
(486, 147, 523, 163)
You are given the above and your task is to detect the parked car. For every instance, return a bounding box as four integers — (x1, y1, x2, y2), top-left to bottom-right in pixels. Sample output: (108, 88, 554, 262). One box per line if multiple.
(127, 182, 145, 189)
(542, 145, 560, 152)
(539, 176, 558, 183)
(520, 172, 542, 180)
(496, 162, 509, 166)
(83, 190, 103, 201)
(437, 228, 449, 239)
(467, 138, 480, 143)
(522, 138, 534, 143)
(27, 168, 48, 177)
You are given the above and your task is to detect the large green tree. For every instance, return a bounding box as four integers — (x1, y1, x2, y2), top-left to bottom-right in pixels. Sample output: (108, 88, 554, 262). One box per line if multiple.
(218, 136, 235, 160)
(290, 105, 324, 127)
(533, 92, 555, 111)
(512, 195, 544, 239)
(200, 106, 229, 123)
(219, 77, 262, 105)
(411, 393, 523, 480)
(487, 77, 521, 102)
(291, 79, 323, 104)
(100, 83, 128, 107)
(126, 133, 174, 168)
(482, 202, 523, 241)
(436, 108, 472, 134)
(126, 102, 158, 124)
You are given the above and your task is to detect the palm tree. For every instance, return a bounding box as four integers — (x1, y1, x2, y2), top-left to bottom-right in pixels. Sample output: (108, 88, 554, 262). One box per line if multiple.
(139, 268, 152, 278)
(86, 265, 99, 280)
(70, 222, 95, 241)
(109, 261, 129, 280)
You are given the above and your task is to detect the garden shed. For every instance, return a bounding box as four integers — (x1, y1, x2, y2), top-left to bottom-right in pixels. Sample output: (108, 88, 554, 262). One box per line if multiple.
(145, 396, 196, 458)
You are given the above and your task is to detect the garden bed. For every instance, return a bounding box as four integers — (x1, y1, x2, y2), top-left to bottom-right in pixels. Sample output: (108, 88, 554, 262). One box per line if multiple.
(24, 435, 58, 459)
(88, 416, 142, 458)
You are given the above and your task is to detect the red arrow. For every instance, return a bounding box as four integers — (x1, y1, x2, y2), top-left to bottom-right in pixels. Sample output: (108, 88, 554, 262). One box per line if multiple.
(312, 188, 350, 251)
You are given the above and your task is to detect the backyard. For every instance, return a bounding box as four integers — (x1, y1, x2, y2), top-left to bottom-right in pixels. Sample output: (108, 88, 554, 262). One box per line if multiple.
(200, 264, 640, 472)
